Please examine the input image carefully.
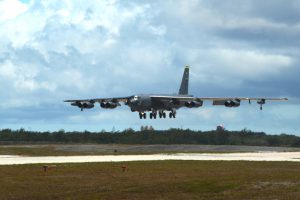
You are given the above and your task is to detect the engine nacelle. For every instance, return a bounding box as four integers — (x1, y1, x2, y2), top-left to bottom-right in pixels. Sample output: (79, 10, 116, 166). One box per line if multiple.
(224, 100, 240, 107)
(82, 102, 94, 109)
(71, 101, 82, 107)
(100, 102, 120, 109)
(185, 100, 203, 108)
(71, 102, 94, 109)
(257, 99, 265, 105)
(257, 99, 266, 110)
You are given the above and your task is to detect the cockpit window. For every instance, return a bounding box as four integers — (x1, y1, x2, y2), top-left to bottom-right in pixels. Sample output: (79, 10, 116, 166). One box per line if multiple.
(133, 95, 140, 101)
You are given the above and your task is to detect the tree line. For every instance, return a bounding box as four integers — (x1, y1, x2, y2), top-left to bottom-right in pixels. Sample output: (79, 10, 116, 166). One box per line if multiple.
(0, 128, 300, 147)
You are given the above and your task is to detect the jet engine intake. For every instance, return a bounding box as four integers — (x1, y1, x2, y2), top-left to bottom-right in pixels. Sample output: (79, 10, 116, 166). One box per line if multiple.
(185, 100, 203, 108)
(71, 101, 94, 109)
(257, 99, 266, 105)
(100, 102, 120, 109)
(70, 101, 94, 111)
(257, 99, 266, 110)
(224, 100, 240, 107)
(71, 101, 82, 107)
(82, 102, 94, 109)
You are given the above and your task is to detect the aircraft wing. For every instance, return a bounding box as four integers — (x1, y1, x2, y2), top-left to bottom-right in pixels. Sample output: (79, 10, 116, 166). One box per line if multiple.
(197, 97, 288, 101)
(150, 95, 288, 110)
(64, 97, 130, 103)
(64, 96, 131, 111)
(150, 95, 195, 101)
(150, 95, 288, 102)
(149, 95, 197, 106)
(198, 97, 287, 105)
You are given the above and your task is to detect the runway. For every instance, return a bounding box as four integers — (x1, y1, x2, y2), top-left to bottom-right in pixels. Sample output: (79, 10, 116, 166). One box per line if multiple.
(1, 152, 300, 165)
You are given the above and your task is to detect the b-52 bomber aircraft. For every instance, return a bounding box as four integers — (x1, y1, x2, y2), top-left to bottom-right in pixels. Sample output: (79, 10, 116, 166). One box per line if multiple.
(64, 66, 288, 119)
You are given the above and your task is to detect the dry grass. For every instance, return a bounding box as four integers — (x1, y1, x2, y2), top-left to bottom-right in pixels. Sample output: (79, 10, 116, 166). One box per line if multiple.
(0, 145, 248, 156)
(0, 146, 78, 156)
(1, 161, 300, 200)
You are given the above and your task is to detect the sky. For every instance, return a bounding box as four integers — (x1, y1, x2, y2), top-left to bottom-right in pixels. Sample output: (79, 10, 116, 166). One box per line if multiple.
(0, 0, 299, 134)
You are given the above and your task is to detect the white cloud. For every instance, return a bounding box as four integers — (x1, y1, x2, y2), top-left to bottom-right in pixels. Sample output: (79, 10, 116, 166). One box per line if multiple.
(185, 48, 294, 88)
(213, 49, 293, 78)
(0, 0, 298, 134)
(0, 0, 28, 22)
(0, 61, 17, 78)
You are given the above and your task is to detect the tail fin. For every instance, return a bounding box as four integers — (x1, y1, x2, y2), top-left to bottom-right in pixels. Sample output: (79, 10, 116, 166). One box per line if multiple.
(179, 66, 189, 95)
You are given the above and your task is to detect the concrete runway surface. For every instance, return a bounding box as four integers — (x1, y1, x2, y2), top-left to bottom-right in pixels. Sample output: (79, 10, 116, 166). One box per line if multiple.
(1, 152, 300, 165)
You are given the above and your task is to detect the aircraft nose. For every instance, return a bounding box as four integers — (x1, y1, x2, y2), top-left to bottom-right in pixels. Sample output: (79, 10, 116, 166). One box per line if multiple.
(128, 97, 137, 105)
(129, 98, 142, 107)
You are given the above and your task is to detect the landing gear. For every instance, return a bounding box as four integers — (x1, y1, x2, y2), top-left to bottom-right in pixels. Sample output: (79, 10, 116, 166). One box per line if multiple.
(159, 111, 166, 118)
(150, 111, 157, 119)
(169, 111, 176, 118)
(139, 112, 146, 119)
(138, 111, 175, 119)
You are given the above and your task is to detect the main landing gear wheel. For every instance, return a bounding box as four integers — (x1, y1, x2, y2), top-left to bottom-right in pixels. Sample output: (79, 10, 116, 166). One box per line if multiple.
(159, 111, 166, 118)
(169, 112, 176, 118)
(150, 112, 157, 119)
(139, 112, 146, 119)
(139, 111, 175, 119)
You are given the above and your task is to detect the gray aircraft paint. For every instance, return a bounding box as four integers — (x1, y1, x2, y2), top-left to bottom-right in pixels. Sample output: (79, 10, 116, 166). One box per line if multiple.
(64, 66, 288, 119)
(179, 66, 189, 95)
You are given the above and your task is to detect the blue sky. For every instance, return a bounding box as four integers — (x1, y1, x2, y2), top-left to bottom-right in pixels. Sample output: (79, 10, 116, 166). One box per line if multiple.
(0, 0, 299, 134)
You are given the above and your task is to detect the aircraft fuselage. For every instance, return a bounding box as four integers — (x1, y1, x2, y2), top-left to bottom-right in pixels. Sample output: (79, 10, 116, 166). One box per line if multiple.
(64, 66, 288, 119)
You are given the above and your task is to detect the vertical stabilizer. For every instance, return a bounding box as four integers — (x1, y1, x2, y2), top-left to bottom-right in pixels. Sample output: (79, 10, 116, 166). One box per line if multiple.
(179, 66, 189, 95)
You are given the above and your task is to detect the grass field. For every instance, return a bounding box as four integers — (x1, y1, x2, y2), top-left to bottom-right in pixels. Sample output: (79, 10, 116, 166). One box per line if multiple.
(1, 144, 299, 156)
(0, 145, 240, 156)
(1, 161, 300, 200)
(0, 145, 90, 156)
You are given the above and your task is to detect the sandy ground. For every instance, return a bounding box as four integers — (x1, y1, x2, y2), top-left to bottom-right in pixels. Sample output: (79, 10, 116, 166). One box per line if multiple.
(1, 152, 300, 165)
